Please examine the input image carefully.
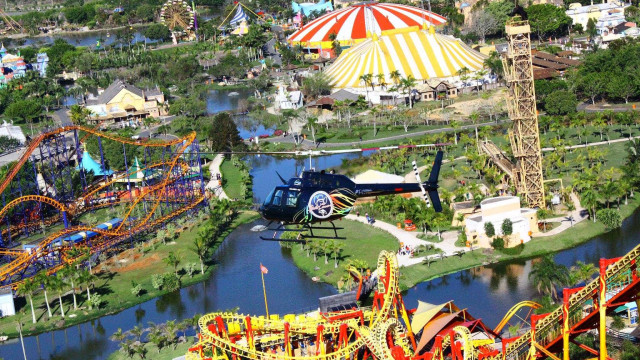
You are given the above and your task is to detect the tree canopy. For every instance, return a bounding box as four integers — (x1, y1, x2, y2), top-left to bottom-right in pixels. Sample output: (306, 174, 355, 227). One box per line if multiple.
(526, 4, 572, 40)
(206, 112, 246, 152)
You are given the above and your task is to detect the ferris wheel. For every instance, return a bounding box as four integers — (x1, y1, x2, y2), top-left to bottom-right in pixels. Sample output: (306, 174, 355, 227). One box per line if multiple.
(159, 0, 195, 31)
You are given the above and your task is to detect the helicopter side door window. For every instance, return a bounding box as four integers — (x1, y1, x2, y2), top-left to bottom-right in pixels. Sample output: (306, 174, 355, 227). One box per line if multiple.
(285, 191, 300, 207)
(272, 189, 283, 206)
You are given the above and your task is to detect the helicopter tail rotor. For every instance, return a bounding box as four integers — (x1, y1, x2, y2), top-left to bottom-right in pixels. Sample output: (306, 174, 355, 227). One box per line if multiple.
(413, 150, 443, 212)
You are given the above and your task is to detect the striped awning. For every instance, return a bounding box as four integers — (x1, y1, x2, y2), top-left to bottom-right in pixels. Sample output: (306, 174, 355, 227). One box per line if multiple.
(288, 2, 446, 49)
(230, 6, 249, 26)
(324, 26, 487, 89)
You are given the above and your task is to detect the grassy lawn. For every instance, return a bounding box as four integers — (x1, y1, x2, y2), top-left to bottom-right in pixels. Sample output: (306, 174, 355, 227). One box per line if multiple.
(0, 211, 260, 339)
(107, 339, 194, 360)
(220, 158, 244, 200)
(288, 220, 398, 287)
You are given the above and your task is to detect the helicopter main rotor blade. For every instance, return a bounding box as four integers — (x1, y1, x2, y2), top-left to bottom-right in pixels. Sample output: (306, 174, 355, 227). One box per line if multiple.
(198, 142, 448, 157)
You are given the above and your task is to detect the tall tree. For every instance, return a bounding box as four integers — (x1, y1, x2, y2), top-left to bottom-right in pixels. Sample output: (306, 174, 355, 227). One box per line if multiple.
(35, 271, 53, 318)
(528, 255, 570, 299)
(526, 4, 573, 41)
(206, 112, 245, 152)
(467, 10, 499, 44)
(16, 278, 38, 324)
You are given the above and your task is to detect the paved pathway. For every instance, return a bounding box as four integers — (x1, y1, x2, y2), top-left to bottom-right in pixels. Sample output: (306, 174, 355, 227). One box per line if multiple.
(534, 192, 589, 237)
(345, 214, 469, 267)
(204, 154, 229, 200)
(262, 121, 504, 149)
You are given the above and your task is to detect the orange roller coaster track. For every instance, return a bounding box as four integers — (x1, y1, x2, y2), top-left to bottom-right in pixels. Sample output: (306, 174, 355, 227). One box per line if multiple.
(0, 127, 204, 289)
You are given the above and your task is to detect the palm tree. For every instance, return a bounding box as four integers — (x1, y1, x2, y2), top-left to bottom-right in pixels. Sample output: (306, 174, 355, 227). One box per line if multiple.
(130, 325, 144, 343)
(35, 271, 53, 318)
(307, 116, 318, 144)
(450, 120, 461, 145)
(566, 203, 576, 227)
(473, 69, 488, 94)
(164, 320, 180, 349)
(359, 73, 374, 104)
(78, 270, 96, 306)
(570, 261, 597, 286)
(331, 241, 345, 268)
(51, 275, 66, 317)
(457, 67, 470, 89)
(164, 252, 181, 275)
(580, 189, 599, 222)
(528, 256, 569, 299)
(111, 328, 126, 343)
(16, 278, 38, 324)
(401, 75, 417, 108)
(376, 73, 387, 90)
(390, 70, 402, 87)
(61, 265, 78, 311)
(191, 232, 210, 275)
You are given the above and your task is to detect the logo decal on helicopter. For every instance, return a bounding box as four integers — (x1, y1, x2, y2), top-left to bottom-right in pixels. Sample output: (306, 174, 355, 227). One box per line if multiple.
(308, 191, 334, 219)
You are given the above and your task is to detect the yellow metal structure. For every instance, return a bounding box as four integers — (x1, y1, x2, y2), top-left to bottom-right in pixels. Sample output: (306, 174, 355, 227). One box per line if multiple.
(502, 20, 545, 208)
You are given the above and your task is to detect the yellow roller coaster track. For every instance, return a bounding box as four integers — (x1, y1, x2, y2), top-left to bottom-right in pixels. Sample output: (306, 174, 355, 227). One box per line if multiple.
(493, 301, 541, 334)
(189, 251, 409, 360)
(189, 240, 640, 360)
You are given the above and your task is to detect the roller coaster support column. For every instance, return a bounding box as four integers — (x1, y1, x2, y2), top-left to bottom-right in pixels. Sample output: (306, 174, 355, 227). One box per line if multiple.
(562, 286, 583, 360)
(73, 129, 87, 191)
(245, 316, 255, 351)
(599, 258, 608, 360)
(316, 324, 325, 355)
(284, 321, 291, 356)
(62, 211, 69, 229)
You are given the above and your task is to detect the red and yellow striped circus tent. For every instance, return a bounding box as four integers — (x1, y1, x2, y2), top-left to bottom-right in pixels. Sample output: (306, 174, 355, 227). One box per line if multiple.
(287, 2, 447, 50)
(324, 26, 487, 89)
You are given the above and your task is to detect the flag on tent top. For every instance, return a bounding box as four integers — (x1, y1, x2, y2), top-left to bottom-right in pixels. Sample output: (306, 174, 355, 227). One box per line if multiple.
(260, 264, 268, 274)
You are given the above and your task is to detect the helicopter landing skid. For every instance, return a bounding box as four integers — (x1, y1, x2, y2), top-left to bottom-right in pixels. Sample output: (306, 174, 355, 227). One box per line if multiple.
(259, 222, 346, 242)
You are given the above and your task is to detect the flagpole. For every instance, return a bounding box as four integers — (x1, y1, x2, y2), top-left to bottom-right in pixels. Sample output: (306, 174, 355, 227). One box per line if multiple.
(261, 265, 270, 318)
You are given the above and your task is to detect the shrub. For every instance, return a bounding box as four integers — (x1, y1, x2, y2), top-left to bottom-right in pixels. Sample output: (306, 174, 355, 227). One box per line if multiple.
(163, 272, 181, 291)
(151, 274, 165, 290)
(491, 237, 505, 250)
(484, 222, 495, 238)
(89, 294, 105, 309)
(131, 281, 143, 297)
(597, 208, 622, 229)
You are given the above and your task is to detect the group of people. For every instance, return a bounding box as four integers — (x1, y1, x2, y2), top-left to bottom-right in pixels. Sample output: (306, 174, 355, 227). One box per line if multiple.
(398, 244, 415, 257)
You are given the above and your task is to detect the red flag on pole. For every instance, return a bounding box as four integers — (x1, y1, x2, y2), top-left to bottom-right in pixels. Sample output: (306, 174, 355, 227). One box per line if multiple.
(260, 264, 268, 274)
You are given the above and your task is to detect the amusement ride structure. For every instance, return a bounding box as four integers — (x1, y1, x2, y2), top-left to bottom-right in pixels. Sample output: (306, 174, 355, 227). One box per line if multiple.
(481, 19, 545, 208)
(160, 0, 197, 40)
(186, 245, 640, 360)
(0, 126, 206, 289)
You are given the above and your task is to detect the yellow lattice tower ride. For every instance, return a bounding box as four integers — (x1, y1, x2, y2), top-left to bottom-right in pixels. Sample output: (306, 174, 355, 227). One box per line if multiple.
(502, 19, 545, 208)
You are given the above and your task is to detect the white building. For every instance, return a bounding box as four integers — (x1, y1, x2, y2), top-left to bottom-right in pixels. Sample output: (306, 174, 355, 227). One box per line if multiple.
(0, 120, 26, 144)
(275, 86, 303, 110)
(0, 287, 15, 317)
(566, 1, 629, 30)
(465, 196, 538, 248)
